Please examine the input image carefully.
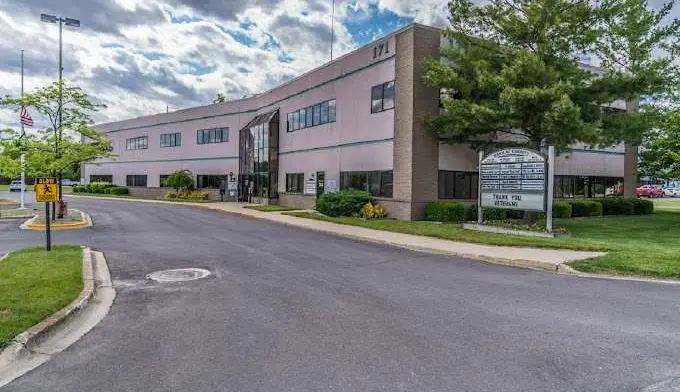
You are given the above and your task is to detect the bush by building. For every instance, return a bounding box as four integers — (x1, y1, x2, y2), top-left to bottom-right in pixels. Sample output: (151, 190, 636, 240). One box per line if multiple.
(465, 205, 509, 222)
(316, 189, 372, 217)
(552, 202, 573, 219)
(425, 201, 465, 223)
(72, 182, 120, 195)
(630, 198, 654, 215)
(359, 201, 388, 219)
(164, 190, 209, 200)
(569, 201, 603, 217)
(600, 198, 641, 216)
(109, 186, 129, 195)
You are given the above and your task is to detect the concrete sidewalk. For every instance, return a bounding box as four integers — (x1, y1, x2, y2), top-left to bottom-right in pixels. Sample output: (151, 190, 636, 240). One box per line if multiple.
(202, 202, 606, 271)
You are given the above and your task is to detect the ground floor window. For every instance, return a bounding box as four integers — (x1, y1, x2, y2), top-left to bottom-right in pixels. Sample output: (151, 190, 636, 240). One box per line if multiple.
(90, 175, 113, 183)
(554, 176, 623, 198)
(286, 173, 304, 193)
(197, 175, 223, 189)
(438, 171, 479, 199)
(126, 175, 147, 187)
(340, 170, 393, 198)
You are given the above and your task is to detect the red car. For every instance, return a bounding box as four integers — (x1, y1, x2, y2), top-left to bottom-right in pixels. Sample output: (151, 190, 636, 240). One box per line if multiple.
(636, 185, 664, 198)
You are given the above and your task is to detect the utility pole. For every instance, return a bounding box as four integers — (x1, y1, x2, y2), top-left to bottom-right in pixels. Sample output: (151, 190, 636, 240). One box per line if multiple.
(20, 50, 25, 210)
(330, 0, 335, 61)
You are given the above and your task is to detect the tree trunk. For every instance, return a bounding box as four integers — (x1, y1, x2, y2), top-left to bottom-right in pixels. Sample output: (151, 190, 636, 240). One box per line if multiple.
(623, 99, 640, 198)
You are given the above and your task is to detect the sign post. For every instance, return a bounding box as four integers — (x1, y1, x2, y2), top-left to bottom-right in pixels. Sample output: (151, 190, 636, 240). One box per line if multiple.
(546, 146, 555, 232)
(477, 151, 483, 225)
(479, 148, 551, 229)
(36, 177, 58, 251)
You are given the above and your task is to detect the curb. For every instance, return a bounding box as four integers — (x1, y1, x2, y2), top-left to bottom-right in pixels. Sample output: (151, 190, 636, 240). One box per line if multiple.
(0, 248, 96, 369)
(20, 209, 92, 231)
(556, 263, 680, 285)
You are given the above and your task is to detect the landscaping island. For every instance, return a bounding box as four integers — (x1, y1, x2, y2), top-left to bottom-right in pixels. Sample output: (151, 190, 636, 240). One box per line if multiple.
(0, 246, 83, 347)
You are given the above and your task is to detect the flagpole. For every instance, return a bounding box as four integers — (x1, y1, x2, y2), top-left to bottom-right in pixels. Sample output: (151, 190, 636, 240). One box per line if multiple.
(20, 50, 25, 210)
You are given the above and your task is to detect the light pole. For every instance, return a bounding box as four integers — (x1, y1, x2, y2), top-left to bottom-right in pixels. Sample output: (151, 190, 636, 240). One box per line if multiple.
(40, 13, 79, 218)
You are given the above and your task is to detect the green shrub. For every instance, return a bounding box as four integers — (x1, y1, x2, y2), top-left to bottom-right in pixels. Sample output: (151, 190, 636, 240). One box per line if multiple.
(425, 201, 465, 223)
(316, 189, 372, 217)
(505, 209, 524, 219)
(86, 181, 115, 194)
(618, 199, 635, 215)
(465, 205, 508, 222)
(109, 186, 129, 195)
(600, 198, 622, 215)
(553, 201, 572, 219)
(72, 186, 83, 193)
(164, 169, 194, 190)
(569, 201, 602, 217)
(630, 198, 654, 215)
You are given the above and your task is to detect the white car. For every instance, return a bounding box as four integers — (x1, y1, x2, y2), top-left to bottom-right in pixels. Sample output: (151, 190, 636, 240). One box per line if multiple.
(9, 180, 26, 192)
(664, 187, 680, 197)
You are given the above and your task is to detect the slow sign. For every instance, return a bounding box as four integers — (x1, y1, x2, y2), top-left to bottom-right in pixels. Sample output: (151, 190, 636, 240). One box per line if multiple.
(480, 148, 547, 212)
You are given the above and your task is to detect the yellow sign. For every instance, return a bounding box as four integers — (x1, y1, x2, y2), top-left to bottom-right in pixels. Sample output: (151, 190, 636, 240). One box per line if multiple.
(35, 177, 58, 202)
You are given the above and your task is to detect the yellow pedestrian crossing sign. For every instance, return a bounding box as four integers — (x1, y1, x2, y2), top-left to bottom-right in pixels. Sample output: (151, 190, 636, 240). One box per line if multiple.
(36, 177, 58, 202)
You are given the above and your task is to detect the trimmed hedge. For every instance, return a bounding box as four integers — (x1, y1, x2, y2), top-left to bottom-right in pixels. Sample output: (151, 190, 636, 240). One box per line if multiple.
(569, 201, 603, 217)
(600, 198, 636, 216)
(73, 182, 120, 195)
(316, 189, 372, 217)
(109, 186, 129, 195)
(630, 198, 654, 215)
(425, 201, 465, 223)
(465, 205, 508, 222)
(553, 201, 573, 219)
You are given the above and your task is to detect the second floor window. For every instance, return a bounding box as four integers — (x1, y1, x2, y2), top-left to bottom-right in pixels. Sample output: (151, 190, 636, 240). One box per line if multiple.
(287, 99, 336, 132)
(126, 136, 148, 150)
(160, 132, 182, 148)
(371, 81, 395, 113)
(197, 128, 229, 144)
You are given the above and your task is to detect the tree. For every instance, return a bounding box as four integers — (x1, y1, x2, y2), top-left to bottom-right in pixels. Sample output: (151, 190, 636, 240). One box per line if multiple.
(213, 93, 226, 104)
(640, 110, 680, 180)
(594, 0, 680, 197)
(164, 170, 193, 191)
(425, 0, 611, 153)
(0, 81, 114, 187)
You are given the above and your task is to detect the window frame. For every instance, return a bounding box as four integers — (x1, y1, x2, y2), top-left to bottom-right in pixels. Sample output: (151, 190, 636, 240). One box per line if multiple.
(285, 173, 305, 194)
(160, 132, 182, 148)
(371, 81, 396, 113)
(286, 99, 337, 132)
(339, 170, 393, 198)
(126, 136, 148, 150)
(126, 175, 148, 187)
(197, 127, 229, 144)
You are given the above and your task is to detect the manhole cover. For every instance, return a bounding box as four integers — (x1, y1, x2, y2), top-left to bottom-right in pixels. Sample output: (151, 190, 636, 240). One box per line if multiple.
(145, 268, 211, 282)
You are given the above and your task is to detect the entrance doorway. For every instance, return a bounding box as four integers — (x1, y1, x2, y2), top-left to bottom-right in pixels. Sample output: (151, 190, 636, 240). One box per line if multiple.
(316, 171, 325, 199)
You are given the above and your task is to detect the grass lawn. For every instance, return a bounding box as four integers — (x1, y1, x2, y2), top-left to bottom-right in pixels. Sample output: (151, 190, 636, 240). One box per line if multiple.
(653, 199, 680, 209)
(284, 210, 680, 279)
(244, 205, 301, 212)
(0, 246, 83, 347)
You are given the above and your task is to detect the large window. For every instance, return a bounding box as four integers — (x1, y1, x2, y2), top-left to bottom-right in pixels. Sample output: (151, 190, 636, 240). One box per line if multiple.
(285, 173, 304, 193)
(371, 81, 395, 113)
(90, 175, 112, 183)
(160, 132, 182, 148)
(126, 136, 148, 150)
(554, 176, 623, 199)
(438, 171, 479, 199)
(197, 128, 229, 144)
(126, 175, 147, 187)
(340, 170, 393, 198)
(197, 175, 223, 189)
(287, 99, 336, 132)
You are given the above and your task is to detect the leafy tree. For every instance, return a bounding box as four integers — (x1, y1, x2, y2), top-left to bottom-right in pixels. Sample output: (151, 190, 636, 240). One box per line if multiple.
(164, 170, 194, 191)
(594, 0, 680, 197)
(640, 110, 680, 180)
(425, 0, 612, 152)
(213, 93, 226, 104)
(0, 82, 114, 188)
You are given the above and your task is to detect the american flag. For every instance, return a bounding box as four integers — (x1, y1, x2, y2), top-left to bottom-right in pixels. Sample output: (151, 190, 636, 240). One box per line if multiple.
(20, 106, 33, 127)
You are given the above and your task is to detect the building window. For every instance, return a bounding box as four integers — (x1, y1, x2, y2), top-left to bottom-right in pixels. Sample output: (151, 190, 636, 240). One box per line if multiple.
(438, 171, 479, 199)
(340, 170, 393, 198)
(160, 132, 182, 148)
(371, 81, 395, 113)
(285, 173, 304, 193)
(126, 136, 148, 150)
(126, 175, 147, 187)
(287, 99, 337, 132)
(197, 175, 223, 189)
(90, 175, 112, 183)
(197, 128, 229, 144)
(553, 176, 623, 199)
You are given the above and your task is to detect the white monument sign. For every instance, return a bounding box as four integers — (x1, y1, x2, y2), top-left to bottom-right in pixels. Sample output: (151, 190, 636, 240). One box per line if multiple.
(480, 148, 547, 212)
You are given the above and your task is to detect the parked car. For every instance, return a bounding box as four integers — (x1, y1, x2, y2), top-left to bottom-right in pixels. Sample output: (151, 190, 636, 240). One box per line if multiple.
(61, 179, 79, 186)
(664, 187, 680, 197)
(8, 180, 26, 192)
(636, 185, 665, 198)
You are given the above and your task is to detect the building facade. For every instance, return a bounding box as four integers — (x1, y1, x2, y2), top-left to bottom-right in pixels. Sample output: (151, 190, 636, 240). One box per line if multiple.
(84, 23, 625, 220)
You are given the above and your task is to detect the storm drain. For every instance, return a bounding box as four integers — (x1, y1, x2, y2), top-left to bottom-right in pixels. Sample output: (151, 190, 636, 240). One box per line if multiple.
(145, 268, 211, 282)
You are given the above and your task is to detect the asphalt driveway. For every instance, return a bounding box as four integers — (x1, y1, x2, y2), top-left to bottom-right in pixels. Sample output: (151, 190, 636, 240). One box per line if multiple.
(2, 195, 680, 391)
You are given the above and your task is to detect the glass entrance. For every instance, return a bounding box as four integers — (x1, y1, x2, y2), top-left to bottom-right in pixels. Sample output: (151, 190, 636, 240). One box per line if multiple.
(238, 109, 279, 202)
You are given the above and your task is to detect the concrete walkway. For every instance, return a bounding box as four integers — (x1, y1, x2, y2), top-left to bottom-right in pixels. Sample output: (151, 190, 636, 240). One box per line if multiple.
(201, 202, 606, 271)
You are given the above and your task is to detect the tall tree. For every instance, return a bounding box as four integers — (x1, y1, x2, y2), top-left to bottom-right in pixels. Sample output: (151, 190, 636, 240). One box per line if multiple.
(595, 0, 680, 197)
(213, 93, 226, 104)
(425, 0, 610, 153)
(0, 82, 114, 186)
(640, 110, 680, 180)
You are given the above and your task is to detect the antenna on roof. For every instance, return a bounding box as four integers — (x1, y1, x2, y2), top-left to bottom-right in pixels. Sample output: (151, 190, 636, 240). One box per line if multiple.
(330, 0, 335, 61)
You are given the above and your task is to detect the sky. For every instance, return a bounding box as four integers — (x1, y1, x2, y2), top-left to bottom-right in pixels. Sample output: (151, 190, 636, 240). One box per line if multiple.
(0, 0, 451, 131)
(0, 0, 675, 132)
